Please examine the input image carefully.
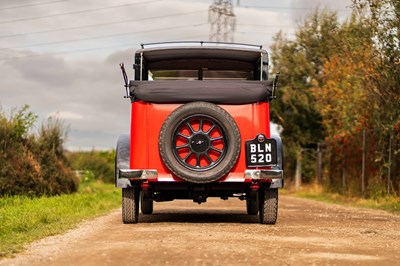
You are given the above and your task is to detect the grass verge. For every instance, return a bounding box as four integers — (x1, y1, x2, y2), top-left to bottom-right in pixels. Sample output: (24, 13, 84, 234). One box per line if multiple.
(0, 181, 120, 258)
(282, 184, 400, 213)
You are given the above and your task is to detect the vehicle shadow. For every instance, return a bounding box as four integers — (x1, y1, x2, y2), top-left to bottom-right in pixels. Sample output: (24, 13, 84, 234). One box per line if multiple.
(138, 210, 260, 224)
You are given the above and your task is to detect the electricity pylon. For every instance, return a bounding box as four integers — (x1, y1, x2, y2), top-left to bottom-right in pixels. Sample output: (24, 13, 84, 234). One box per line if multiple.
(208, 0, 236, 42)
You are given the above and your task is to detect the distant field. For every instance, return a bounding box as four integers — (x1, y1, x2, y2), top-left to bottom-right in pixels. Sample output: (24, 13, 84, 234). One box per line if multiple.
(0, 182, 120, 258)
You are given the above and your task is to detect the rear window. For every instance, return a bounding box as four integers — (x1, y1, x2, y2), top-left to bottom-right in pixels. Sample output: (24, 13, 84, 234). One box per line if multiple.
(149, 70, 253, 80)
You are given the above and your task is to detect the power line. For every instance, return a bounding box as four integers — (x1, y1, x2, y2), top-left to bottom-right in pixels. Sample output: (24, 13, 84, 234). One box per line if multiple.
(0, 35, 208, 61)
(0, 43, 140, 61)
(0, 10, 207, 39)
(1, 23, 207, 50)
(0, 0, 70, 11)
(237, 23, 295, 29)
(240, 5, 348, 11)
(0, 0, 161, 24)
(236, 31, 282, 35)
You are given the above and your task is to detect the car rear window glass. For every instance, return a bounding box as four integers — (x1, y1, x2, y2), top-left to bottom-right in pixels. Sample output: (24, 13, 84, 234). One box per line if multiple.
(149, 70, 252, 80)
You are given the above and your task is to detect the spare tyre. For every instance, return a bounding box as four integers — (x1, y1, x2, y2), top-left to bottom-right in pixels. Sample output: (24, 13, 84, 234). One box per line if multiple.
(159, 101, 241, 183)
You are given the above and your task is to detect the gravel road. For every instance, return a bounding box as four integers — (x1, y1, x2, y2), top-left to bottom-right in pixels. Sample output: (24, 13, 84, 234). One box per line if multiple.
(1, 195, 399, 266)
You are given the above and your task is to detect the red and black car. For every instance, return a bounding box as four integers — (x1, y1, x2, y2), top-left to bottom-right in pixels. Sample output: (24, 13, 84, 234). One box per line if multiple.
(116, 42, 283, 224)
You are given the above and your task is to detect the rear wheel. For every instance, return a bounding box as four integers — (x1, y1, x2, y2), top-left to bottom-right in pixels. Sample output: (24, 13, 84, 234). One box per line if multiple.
(259, 188, 278, 224)
(159, 102, 241, 183)
(140, 192, 153, 215)
(122, 187, 139, 224)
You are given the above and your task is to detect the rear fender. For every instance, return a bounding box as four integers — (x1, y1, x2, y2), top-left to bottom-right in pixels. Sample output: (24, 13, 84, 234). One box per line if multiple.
(269, 133, 284, 188)
(115, 134, 131, 188)
(270, 133, 283, 171)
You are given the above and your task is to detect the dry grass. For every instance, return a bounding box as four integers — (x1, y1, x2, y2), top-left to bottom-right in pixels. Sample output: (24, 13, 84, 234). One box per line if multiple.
(282, 183, 400, 213)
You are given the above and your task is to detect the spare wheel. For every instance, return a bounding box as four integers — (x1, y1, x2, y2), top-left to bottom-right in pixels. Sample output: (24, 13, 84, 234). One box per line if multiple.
(159, 101, 241, 183)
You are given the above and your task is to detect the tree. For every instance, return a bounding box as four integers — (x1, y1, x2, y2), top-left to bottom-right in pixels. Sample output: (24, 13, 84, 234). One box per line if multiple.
(352, 0, 400, 194)
(271, 2, 400, 194)
(270, 9, 341, 182)
(312, 13, 376, 142)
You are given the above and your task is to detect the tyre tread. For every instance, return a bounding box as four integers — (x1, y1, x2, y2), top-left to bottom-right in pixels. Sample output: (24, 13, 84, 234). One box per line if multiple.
(122, 187, 139, 223)
(259, 188, 278, 224)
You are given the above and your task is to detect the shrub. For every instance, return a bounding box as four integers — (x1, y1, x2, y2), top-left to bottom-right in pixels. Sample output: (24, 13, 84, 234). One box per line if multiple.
(0, 105, 78, 196)
(66, 150, 115, 183)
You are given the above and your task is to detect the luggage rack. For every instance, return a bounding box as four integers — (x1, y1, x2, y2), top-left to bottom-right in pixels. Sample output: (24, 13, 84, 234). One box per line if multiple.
(140, 41, 263, 50)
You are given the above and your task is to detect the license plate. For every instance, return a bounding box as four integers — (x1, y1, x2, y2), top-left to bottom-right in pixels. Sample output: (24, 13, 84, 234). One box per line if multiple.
(245, 135, 277, 167)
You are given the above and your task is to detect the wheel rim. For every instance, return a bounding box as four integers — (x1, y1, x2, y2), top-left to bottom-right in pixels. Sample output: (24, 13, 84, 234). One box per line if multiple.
(172, 114, 227, 171)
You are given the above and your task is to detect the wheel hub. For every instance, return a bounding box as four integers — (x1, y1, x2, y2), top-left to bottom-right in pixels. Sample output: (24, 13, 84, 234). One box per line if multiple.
(190, 134, 210, 153)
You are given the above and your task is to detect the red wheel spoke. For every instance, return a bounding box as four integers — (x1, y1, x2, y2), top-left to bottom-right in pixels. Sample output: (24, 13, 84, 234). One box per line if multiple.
(172, 114, 227, 171)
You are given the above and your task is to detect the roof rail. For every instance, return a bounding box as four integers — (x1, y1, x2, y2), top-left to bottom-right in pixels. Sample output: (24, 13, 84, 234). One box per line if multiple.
(140, 41, 263, 50)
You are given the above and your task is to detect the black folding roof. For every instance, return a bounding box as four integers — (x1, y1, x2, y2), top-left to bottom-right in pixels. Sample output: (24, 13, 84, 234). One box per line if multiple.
(134, 42, 268, 69)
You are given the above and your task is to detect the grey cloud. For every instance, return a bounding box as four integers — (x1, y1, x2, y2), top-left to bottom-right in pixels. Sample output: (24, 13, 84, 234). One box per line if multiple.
(290, 0, 353, 23)
(8, 56, 73, 86)
(106, 49, 134, 65)
(0, 49, 130, 149)
(0, 0, 355, 150)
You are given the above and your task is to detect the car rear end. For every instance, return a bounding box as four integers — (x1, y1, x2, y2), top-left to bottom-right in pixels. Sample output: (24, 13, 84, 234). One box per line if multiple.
(116, 42, 283, 224)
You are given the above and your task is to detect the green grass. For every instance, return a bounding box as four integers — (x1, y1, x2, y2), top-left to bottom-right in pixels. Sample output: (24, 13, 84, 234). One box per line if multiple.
(283, 184, 400, 213)
(0, 181, 121, 258)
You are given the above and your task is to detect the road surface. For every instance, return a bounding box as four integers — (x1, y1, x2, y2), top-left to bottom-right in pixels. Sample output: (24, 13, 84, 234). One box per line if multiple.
(1, 195, 400, 266)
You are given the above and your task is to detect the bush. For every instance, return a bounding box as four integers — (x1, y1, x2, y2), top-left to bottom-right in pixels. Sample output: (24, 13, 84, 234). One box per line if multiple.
(0, 105, 78, 196)
(66, 150, 115, 183)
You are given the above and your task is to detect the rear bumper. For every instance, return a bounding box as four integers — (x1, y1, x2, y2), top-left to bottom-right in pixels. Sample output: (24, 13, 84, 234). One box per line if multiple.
(119, 169, 158, 179)
(117, 169, 283, 188)
(244, 169, 283, 180)
(244, 169, 283, 188)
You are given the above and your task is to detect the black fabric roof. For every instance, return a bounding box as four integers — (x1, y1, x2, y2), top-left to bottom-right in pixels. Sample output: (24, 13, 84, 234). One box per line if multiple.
(135, 46, 268, 70)
(129, 80, 273, 104)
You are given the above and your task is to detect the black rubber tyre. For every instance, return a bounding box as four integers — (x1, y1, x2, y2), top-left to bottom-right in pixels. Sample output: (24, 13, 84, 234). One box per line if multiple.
(246, 193, 259, 215)
(159, 102, 241, 183)
(259, 188, 278, 224)
(122, 187, 139, 224)
(140, 192, 153, 215)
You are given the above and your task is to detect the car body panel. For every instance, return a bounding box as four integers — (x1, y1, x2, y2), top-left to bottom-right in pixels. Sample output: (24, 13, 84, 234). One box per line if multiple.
(130, 101, 271, 182)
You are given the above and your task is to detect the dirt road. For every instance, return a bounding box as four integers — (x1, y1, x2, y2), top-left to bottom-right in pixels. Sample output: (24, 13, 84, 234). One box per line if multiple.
(1, 195, 400, 266)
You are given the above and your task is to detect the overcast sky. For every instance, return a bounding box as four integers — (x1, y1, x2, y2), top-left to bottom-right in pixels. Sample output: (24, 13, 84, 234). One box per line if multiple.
(0, 0, 352, 150)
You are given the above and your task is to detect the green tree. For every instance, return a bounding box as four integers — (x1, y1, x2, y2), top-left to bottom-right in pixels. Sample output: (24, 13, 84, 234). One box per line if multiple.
(352, 0, 400, 193)
(270, 9, 341, 182)
(271, 2, 400, 194)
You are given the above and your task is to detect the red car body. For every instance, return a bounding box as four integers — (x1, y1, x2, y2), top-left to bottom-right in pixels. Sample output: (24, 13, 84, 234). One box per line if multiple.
(130, 102, 271, 182)
(116, 42, 283, 224)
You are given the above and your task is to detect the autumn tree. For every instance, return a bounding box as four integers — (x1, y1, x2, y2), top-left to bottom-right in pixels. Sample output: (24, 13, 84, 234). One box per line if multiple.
(271, 2, 400, 194)
(351, 0, 400, 193)
(270, 9, 341, 182)
(311, 13, 379, 193)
